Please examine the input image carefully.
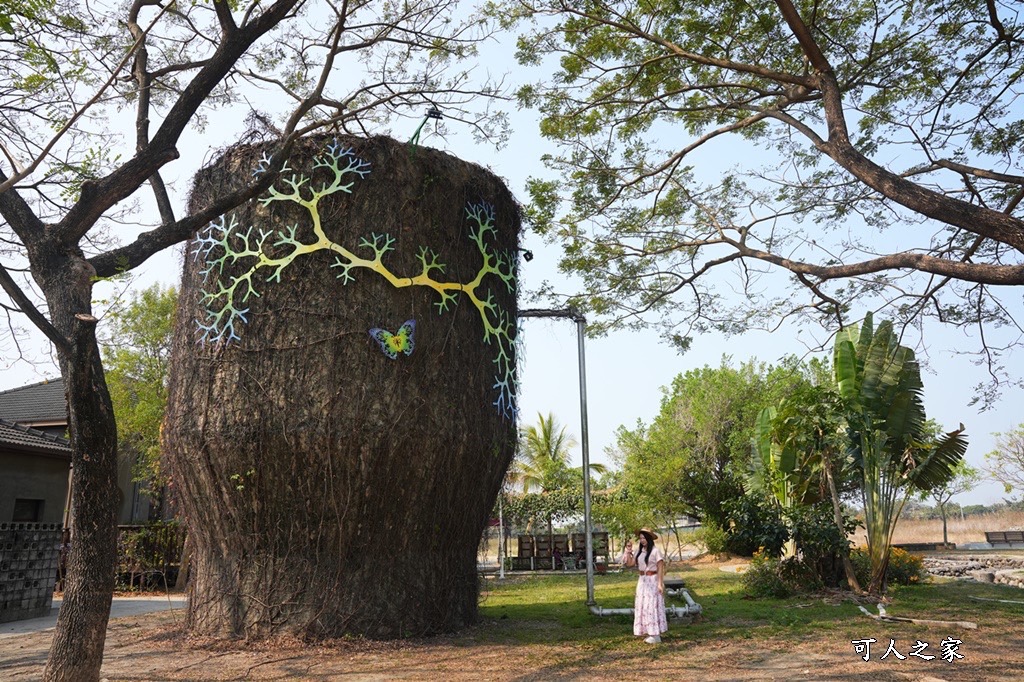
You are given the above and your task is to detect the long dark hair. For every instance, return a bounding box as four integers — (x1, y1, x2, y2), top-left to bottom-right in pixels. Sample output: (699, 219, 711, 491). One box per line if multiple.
(638, 531, 655, 568)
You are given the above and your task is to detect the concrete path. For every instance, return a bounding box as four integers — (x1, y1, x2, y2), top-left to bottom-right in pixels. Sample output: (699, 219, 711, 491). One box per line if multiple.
(0, 595, 186, 638)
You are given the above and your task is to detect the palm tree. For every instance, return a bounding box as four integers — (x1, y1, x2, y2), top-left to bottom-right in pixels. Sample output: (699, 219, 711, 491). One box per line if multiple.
(511, 412, 608, 491)
(508, 412, 607, 554)
(834, 313, 968, 593)
(513, 412, 574, 493)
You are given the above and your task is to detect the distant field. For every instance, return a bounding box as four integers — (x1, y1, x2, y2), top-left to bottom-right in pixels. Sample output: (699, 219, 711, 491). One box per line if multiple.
(853, 509, 1024, 546)
(481, 510, 1024, 564)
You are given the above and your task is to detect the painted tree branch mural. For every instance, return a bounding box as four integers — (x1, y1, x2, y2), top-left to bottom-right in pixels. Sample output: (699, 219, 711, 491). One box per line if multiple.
(190, 140, 519, 418)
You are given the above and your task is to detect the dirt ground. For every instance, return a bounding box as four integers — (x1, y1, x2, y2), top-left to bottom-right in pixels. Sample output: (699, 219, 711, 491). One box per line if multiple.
(3, 611, 1020, 681)
(2, 574, 1022, 681)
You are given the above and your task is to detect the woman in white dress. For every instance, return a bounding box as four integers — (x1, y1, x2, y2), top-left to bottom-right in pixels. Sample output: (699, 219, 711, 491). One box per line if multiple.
(622, 528, 668, 644)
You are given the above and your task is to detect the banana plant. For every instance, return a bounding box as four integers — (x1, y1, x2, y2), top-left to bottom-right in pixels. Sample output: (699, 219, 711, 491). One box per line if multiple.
(834, 313, 968, 593)
(749, 406, 797, 556)
(749, 404, 825, 556)
(750, 409, 798, 503)
(749, 381, 864, 588)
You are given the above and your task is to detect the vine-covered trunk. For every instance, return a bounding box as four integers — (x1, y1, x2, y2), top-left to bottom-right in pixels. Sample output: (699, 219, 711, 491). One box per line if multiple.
(164, 135, 520, 639)
(34, 251, 120, 681)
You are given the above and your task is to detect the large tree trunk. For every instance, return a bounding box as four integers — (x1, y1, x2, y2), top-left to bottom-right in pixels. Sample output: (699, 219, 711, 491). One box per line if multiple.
(164, 135, 520, 639)
(33, 251, 120, 681)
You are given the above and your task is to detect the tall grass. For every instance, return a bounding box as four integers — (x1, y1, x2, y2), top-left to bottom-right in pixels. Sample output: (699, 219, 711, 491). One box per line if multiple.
(851, 508, 1024, 546)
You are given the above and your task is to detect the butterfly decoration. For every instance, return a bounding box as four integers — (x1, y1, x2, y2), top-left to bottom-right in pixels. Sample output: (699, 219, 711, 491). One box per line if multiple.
(368, 319, 416, 359)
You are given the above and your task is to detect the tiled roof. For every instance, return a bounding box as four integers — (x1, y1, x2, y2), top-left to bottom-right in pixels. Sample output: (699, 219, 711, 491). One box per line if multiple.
(0, 418, 71, 456)
(0, 377, 67, 424)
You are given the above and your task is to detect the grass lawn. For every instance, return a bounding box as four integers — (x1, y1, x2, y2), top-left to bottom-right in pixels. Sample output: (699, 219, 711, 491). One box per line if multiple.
(473, 560, 1024, 680)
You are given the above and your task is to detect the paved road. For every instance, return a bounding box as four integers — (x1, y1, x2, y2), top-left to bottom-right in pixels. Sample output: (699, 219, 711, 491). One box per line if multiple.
(1, 595, 186, 638)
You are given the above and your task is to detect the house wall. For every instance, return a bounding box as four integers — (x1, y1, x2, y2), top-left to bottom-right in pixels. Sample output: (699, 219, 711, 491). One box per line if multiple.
(0, 451, 69, 524)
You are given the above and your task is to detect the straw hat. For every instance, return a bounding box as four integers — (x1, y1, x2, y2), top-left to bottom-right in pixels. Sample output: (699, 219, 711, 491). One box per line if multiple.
(635, 528, 658, 540)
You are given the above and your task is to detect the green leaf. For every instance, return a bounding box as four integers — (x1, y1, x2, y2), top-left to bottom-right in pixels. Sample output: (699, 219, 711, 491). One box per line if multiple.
(908, 425, 969, 492)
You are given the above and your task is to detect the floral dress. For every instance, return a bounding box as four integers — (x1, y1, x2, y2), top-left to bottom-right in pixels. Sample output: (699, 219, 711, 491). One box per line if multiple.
(633, 546, 668, 636)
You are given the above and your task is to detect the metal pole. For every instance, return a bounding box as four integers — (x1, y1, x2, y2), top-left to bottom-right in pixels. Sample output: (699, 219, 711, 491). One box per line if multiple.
(517, 308, 595, 604)
(576, 314, 595, 605)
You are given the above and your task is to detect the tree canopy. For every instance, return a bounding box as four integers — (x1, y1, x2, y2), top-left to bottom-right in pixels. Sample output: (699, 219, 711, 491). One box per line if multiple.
(613, 358, 807, 530)
(101, 284, 177, 492)
(509, 0, 1024, 400)
(986, 423, 1024, 500)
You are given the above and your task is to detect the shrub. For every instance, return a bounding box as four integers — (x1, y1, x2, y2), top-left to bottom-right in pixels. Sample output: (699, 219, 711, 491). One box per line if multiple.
(742, 550, 790, 598)
(786, 502, 859, 587)
(723, 494, 788, 557)
(885, 547, 927, 585)
(849, 546, 927, 588)
(741, 549, 822, 598)
(693, 520, 729, 556)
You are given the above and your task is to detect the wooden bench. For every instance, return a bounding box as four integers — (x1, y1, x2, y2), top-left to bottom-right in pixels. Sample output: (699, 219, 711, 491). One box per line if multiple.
(534, 535, 553, 570)
(515, 535, 535, 570)
(570, 531, 609, 561)
(985, 531, 1024, 544)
